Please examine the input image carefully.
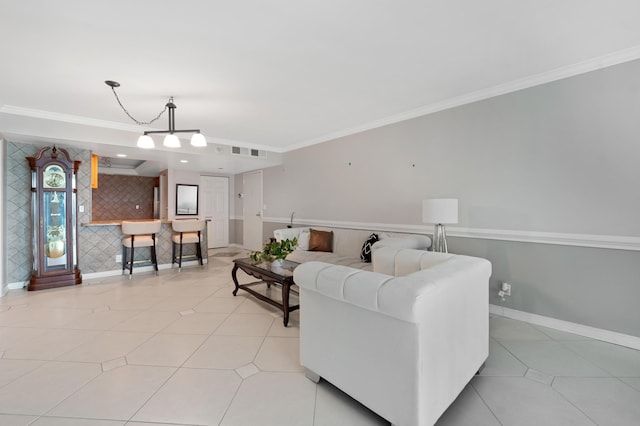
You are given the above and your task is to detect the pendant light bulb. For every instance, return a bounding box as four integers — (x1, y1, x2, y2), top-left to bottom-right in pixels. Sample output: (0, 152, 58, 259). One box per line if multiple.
(163, 134, 180, 148)
(137, 135, 155, 149)
(191, 133, 207, 147)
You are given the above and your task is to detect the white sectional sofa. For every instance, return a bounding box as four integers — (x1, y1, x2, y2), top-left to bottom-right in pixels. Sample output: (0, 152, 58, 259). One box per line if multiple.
(273, 226, 432, 270)
(293, 246, 492, 426)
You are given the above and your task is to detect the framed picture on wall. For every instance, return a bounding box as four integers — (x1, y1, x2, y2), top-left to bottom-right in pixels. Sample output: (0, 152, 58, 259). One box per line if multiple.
(176, 184, 198, 215)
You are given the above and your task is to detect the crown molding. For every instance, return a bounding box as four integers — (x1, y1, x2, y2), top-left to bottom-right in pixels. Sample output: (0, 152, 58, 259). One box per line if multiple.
(286, 45, 640, 152)
(4, 45, 640, 155)
(0, 105, 276, 152)
(0, 105, 153, 133)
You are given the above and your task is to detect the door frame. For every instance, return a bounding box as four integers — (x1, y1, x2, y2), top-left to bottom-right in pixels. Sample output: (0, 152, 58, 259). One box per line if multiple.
(200, 175, 229, 249)
(242, 170, 263, 251)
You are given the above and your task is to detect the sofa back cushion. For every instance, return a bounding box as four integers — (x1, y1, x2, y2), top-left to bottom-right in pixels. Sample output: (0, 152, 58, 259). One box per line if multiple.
(273, 227, 432, 258)
(373, 246, 454, 276)
(309, 229, 334, 252)
(274, 227, 305, 242)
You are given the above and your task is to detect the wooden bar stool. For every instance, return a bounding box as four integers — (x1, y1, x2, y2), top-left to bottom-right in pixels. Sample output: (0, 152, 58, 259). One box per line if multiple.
(171, 219, 205, 271)
(121, 220, 162, 278)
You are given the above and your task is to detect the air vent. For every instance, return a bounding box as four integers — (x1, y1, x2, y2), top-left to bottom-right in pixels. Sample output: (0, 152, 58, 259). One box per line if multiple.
(231, 146, 268, 158)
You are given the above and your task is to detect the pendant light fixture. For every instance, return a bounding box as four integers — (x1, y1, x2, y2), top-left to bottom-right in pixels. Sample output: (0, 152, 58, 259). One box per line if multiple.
(105, 80, 206, 149)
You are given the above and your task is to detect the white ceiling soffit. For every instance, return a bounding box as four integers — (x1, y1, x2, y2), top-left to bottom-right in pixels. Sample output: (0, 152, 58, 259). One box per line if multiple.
(2, 1, 640, 169)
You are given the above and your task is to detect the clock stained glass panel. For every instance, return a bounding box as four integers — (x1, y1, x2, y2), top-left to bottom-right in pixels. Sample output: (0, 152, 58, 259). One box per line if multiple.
(42, 191, 67, 270)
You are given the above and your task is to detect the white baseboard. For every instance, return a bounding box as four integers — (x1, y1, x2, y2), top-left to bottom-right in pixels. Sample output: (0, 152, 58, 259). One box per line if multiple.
(83, 259, 207, 281)
(490, 304, 640, 351)
(8, 281, 27, 290)
(6, 260, 208, 288)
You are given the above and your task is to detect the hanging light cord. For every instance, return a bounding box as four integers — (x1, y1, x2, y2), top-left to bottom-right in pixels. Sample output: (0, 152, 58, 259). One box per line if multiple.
(106, 82, 169, 126)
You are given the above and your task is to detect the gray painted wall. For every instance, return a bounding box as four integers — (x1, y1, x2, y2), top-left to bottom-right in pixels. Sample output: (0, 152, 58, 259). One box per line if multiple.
(252, 58, 640, 338)
(264, 59, 640, 234)
(448, 237, 640, 337)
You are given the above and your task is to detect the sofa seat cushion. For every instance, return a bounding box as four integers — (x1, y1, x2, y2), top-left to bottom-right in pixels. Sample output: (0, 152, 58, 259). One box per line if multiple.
(287, 249, 372, 271)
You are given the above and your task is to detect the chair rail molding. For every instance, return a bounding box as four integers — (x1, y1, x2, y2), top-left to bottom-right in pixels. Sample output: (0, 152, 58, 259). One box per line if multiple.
(263, 216, 640, 252)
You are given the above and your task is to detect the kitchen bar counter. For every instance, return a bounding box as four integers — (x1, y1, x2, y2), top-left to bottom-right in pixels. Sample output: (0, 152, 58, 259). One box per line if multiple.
(81, 219, 173, 227)
(79, 219, 207, 274)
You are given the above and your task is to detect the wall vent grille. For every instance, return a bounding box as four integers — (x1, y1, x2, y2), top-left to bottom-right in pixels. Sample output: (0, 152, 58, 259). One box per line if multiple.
(231, 146, 267, 158)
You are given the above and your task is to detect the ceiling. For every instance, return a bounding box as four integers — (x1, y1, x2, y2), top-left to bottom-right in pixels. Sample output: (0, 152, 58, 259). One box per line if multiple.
(2, 1, 640, 174)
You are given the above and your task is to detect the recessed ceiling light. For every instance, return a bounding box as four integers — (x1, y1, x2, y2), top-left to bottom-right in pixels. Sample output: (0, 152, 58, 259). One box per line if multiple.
(180, 160, 188, 163)
(116, 154, 127, 157)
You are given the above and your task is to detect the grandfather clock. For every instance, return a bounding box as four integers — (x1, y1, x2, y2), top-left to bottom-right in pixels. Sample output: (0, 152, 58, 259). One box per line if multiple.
(26, 146, 82, 290)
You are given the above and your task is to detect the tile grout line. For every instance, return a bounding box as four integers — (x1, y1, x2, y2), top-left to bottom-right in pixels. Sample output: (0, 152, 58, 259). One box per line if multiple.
(544, 375, 601, 426)
(125, 259, 258, 425)
(469, 379, 504, 426)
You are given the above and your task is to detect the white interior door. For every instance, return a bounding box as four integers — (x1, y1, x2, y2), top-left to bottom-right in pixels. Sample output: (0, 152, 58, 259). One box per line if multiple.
(243, 170, 263, 251)
(201, 176, 229, 248)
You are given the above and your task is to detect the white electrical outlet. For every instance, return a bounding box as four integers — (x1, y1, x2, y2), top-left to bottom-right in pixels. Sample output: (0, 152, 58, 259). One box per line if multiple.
(115, 254, 122, 263)
(498, 282, 512, 301)
(502, 282, 511, 296)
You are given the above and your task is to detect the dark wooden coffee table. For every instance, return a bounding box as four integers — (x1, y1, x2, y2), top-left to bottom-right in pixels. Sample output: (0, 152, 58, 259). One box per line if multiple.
(232, 258, 300, 326)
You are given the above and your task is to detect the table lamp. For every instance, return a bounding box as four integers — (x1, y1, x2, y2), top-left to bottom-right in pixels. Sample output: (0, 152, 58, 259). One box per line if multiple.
(422, 199, 458, 253)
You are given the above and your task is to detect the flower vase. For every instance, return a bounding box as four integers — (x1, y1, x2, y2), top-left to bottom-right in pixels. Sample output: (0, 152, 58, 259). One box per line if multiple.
(270, 259, 285, 272)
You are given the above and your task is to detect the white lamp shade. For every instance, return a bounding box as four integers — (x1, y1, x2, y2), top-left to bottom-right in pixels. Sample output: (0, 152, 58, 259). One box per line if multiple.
(422, 199, 458, 224)
(190, 133, 206, 147)
(137, 135, 155, 149)
(163, 134, 181, 148)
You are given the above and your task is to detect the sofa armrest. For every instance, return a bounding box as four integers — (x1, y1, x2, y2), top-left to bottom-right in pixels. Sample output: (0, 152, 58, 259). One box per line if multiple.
(294, 255, 491, 324)
(294, 261, 397, 317)
(372, 235, 432, 254)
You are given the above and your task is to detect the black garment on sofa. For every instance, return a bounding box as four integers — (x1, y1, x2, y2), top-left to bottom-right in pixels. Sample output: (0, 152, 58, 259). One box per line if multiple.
(360, 233, 379, 263)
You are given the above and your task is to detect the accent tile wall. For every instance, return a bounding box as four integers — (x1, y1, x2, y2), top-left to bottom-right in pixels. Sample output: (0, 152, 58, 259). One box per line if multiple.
(92, 174, 159, 221)
(5, 141, 207, 285)
(82, 222, 191, 272)
(6, 141, 92, 284)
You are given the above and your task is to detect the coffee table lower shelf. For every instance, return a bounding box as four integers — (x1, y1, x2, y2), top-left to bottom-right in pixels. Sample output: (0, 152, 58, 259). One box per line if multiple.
(231, 259, 300, 327)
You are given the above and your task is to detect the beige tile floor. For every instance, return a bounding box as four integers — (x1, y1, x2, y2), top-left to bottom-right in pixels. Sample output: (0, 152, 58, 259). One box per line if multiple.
(0, 250, 639, 425)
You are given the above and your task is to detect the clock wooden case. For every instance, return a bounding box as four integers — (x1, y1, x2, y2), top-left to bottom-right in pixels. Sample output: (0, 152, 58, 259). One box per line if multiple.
(26, 146, 82, 290)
